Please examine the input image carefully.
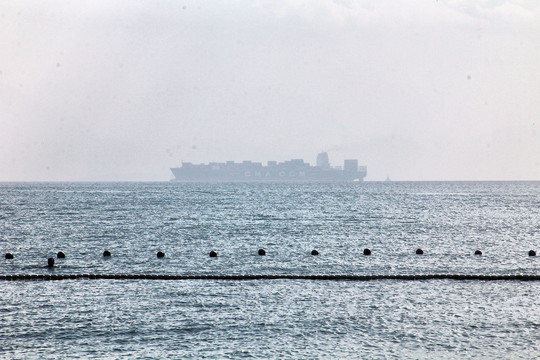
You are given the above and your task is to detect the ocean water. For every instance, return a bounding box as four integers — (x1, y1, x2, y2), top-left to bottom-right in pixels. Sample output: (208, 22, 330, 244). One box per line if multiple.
(1, 181, 539, 359)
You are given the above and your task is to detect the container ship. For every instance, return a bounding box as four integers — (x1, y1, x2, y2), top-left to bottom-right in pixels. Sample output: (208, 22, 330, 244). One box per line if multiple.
(170, 152, 367, 182)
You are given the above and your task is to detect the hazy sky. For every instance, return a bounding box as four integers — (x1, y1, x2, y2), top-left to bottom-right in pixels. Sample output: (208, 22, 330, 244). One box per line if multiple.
(1, 0, 539, 181)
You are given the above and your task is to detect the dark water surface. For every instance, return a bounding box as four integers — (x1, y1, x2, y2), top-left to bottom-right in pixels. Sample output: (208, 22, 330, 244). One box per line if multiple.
(1, 182, 539, 358)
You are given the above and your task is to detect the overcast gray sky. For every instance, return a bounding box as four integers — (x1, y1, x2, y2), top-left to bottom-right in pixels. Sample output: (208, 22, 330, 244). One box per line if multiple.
(1, 0, 539, 181)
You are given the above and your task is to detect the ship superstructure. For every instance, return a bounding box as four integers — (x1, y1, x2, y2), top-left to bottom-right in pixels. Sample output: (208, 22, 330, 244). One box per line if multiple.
(170, 152, 367, 182)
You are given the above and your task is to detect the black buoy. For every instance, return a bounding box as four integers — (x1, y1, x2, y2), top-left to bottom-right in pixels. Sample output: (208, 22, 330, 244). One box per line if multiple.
(416, 248, 424, 255)
(157, 251, 165, 258)
(363, 248, 371, 256)
(311, 249, 319, 256)
(47, 258, 55, 267)
(474, 250, 482, 255)
(5, 253, 14, 259)
(103, 250, 111, 257)
(258, 249, 266, 256)
(529, 250, 536, 257)
(209, 250, 217, 258)
(57, 251, 65, 259)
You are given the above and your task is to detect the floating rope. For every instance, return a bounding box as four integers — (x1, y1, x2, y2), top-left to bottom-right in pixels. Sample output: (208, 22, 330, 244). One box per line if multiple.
(1, 274, 540, 281)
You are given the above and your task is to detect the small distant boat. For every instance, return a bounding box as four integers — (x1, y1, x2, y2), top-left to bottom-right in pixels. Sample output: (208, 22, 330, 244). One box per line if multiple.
(385, 176, 392, 182)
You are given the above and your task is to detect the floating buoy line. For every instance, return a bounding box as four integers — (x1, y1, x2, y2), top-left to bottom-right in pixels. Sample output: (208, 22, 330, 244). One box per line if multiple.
(1, 274, 540, 281)
(2, 249, 537, 281)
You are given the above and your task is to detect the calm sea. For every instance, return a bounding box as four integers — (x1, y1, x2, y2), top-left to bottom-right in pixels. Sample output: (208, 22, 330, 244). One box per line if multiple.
(1, 181, 539, 359)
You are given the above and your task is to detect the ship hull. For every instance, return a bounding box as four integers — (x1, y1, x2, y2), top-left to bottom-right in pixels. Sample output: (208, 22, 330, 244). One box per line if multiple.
(170, 166, 367, 182)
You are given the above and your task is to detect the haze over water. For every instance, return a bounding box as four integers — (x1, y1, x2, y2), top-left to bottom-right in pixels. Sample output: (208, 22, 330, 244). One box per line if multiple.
(1, 1, 540, 182)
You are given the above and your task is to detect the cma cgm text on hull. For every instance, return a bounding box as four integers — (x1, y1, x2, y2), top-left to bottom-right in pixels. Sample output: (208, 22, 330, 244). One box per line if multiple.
(170, 152, 367, 182)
